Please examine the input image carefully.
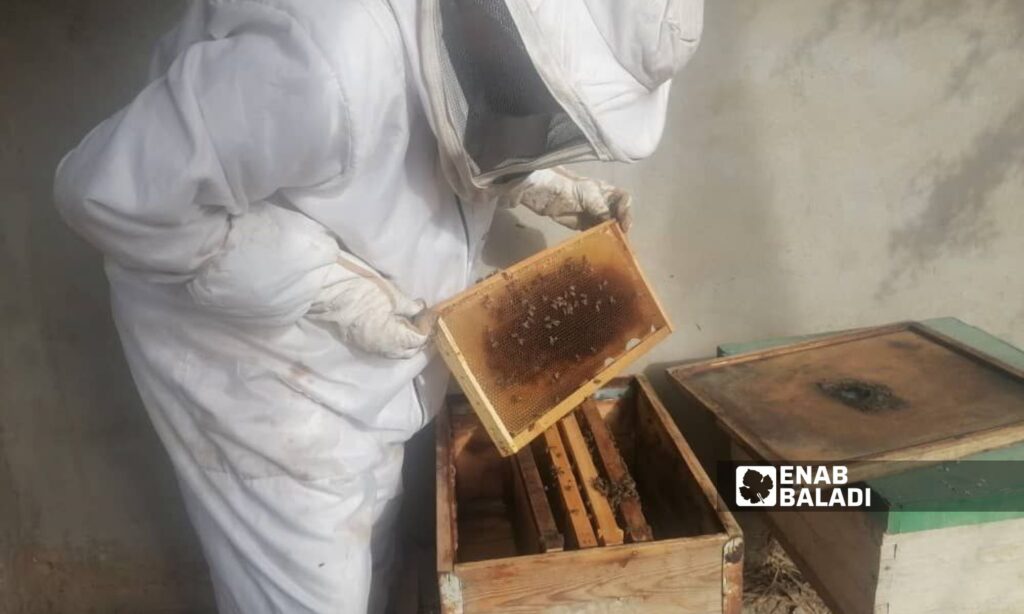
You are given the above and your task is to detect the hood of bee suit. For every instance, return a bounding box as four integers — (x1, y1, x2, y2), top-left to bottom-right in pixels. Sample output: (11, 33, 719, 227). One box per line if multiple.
(389, 0, 704, 195)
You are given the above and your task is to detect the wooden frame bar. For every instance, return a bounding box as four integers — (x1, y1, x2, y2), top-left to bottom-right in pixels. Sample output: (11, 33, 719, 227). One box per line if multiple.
(512, 446, 564, 553)
(540, 428, 598, 549)
(559, 413, 625, 546)
(433, 221, 673, 457)
(579, 398, 653, 543)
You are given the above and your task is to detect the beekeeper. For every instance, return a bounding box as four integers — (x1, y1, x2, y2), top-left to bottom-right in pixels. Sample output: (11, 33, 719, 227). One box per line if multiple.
(53, 0, 702, 611)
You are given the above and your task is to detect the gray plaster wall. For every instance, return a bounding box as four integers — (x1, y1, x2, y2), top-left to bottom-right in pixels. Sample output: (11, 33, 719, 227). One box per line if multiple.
(1, 1, 1021, 611)
(1, 1, 212, 611)
(489, 0, 1024, 358)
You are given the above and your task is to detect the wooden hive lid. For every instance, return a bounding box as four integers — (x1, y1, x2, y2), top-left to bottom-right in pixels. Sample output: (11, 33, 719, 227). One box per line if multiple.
(669, 322, 1024, 479)
(433, 222, 672, 456)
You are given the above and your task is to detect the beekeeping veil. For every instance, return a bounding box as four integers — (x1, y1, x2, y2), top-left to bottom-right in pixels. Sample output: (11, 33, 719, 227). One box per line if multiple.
(419, 0, 704, 191)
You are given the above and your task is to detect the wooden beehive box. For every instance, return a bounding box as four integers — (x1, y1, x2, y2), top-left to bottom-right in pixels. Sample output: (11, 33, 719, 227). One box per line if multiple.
(670, 321, 1024, 479)
(436, 376, 744, 613)
(433, 222, 671, 457)
(670, 318, 1024, 614)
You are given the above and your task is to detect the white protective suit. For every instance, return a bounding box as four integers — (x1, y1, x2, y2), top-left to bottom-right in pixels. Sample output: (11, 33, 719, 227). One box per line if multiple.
(53, 0, 702, 612)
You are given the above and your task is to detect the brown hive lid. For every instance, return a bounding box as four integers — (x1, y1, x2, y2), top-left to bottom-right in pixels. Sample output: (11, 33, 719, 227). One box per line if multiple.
(669, 322, 1024, 481)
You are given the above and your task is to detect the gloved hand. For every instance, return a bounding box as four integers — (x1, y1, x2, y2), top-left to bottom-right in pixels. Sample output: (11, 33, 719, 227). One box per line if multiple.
(187, 202, 432, 359)
(497, 167, 633, 233)
(308, 253, 434, 360)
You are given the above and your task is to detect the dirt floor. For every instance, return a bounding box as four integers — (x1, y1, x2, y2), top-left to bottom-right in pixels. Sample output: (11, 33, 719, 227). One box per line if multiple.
(738, 509, 832, 614)
(743, 537, 831, 614)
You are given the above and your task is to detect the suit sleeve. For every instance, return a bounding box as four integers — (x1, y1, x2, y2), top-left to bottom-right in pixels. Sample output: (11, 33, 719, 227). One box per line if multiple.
(54, 21, 347, 280)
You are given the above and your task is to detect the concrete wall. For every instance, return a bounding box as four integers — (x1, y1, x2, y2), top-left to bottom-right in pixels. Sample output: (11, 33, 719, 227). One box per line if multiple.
(491, 0, 1024, 460)
(491, 0, 1024, 357)
(1, 1, 1022, 611)
(0, 1, 213, 612)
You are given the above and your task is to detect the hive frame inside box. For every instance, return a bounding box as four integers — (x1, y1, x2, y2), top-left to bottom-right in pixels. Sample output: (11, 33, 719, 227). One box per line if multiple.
(433, 222, 672, 457)
(435, 376, 744, 614)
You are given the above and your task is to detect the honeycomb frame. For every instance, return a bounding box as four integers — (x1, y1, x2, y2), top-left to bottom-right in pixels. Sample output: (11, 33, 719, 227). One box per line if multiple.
(433, 222, 672, 456)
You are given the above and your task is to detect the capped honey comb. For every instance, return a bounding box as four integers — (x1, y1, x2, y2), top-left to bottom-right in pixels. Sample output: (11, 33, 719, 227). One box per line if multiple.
(433, 222, 672, 456)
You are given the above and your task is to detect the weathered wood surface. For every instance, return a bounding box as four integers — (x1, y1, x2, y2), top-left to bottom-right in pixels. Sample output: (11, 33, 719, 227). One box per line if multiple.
(730, 443, 882, 614)
(671, 321, 1024, 482)
(454, 536, 728, 613)
(719, 320, 1024, 614)
(438, 377, 743, 613)
(559, 413, 624, 546)
(435, 406, 457, 574)
(512, 446, 564, 554)
(457, 500, 519, 563)
(540, 428, 598, 549)
(637, 376, 735, 537)
(579, 398, 653, 543)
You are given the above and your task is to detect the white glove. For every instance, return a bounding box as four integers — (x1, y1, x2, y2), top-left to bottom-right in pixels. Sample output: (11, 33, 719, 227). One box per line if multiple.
(308, 253, 434, 360)
(187, 202, 432, 359)
(497, 167, 633, 232)
(187, 203, 341, 325)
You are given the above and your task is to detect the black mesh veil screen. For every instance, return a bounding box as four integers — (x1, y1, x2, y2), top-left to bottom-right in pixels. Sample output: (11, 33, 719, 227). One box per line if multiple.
(437, 0, 590, 174)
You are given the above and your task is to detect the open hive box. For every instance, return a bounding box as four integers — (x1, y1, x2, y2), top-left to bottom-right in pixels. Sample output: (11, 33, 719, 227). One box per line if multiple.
(670, 320, 1024, 614)
(433, 222, 671, 456)
(436, 376, 744, 613)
